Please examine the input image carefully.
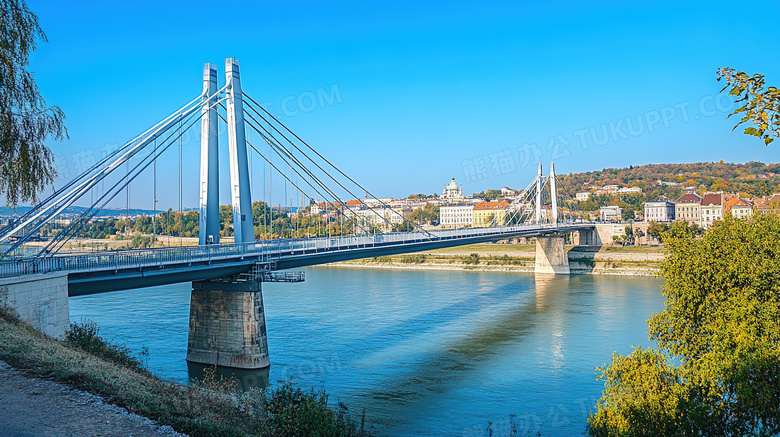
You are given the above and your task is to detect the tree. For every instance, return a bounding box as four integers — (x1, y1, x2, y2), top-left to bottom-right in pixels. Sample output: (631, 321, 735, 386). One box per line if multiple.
(588, 216, 780, 436)
(408, 203, 439, 224)
(717, 68, 780, 146)
(0, 0, 67, 205)
(646, 221, 668, 242)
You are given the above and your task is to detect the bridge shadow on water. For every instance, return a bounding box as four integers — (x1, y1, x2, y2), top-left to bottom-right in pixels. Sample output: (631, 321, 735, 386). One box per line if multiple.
(348, 274, 574, 405)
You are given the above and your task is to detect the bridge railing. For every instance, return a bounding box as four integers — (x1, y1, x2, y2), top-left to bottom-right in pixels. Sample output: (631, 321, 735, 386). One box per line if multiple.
(0, 221, 586, 279)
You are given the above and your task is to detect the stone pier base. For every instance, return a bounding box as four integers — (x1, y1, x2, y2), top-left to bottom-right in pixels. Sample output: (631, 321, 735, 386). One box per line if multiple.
(186, 278, 270, 369)
(535, 236, 570, 275)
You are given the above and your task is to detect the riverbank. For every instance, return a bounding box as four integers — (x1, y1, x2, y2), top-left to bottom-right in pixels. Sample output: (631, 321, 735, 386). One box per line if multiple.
(0, 308, 374, 437)
(327, 244, 663, 276)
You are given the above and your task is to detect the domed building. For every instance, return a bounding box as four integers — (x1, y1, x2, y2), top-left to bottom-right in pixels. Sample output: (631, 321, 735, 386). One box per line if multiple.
(442, 174, 464, 202)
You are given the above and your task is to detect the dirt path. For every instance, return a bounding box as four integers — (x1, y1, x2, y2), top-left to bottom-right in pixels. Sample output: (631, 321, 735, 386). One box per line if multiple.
(0, 360, 186, 437)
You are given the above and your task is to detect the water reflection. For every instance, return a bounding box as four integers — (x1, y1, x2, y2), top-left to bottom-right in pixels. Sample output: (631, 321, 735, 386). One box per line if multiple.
(187, 361, 270, 391)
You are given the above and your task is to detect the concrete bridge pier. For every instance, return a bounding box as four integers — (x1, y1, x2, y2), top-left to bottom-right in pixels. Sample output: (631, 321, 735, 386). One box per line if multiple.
(534, 235, 570, 274)
(186, 278, 270, 369)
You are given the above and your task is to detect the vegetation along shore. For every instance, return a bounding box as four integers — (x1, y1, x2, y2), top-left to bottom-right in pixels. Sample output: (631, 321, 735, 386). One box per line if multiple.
(328, 243, 664, 277)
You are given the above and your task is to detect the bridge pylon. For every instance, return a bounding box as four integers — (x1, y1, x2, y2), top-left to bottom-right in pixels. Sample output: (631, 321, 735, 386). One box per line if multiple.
(225, 58, 255, 244)
(198, 63, 220, 245)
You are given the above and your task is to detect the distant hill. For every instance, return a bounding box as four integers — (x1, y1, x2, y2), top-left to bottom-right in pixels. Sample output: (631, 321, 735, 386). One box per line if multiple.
(0, 206, 193, 218)
(558, 161, 780, 201)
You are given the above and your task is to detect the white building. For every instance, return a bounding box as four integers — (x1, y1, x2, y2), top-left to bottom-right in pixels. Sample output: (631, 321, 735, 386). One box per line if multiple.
(440, 204, 474, 229)
(701, 192, 724, 229)
(599, 205, 622, 221)
(643, 198, 675, 222)
(618, 187, 642, 194)
(575, 191, 591, 201)
(441, 174, 465, 202)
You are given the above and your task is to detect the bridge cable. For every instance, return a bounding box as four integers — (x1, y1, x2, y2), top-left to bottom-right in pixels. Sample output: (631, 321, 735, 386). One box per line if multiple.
(241, 101, 414, 235)
(39, 110, 203, 257)
(2, 102, 205, 256)
(214, 110, 373, 236)
(40, 111, 202, 257)
(237, 105, 383, 233)
(37, 109, 204, 257)
(240, 119, 373, 235)
(242, 95, 434, 238)
(0, 95, 205, 241)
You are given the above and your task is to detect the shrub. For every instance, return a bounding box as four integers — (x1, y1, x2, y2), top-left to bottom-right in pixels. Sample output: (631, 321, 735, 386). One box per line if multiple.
(463, 253, 480, 265)
(66, 319, 148, 373)
(399, 254, 426, 264)
(130, 235, 153, 248)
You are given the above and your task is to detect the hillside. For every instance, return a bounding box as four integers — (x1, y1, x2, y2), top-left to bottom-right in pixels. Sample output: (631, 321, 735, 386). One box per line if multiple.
(552, 161, 779, 218)
(559, 161, 780, 198)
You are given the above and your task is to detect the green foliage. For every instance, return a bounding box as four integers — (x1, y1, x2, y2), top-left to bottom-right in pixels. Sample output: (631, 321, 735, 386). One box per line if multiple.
(399, 254, 427, 264)
(130, 235, 153, 248)
(646, 221, 669, 241)
(407, 193, 438, 200)
(66, 320, 148, 373)
(611, 235, 628, 245)
(463, 253, 480, 265)
(588, 214, 780, 436)
(0, 0, 67, 205)
(717, 68, 780, 146)
(259, 381, 370, 437)
(408, 202, 439, 224)
(472, 189, 503, 201)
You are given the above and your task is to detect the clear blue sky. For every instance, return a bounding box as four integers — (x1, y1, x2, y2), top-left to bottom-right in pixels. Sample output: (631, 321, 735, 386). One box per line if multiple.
(25, 0, 780, 209)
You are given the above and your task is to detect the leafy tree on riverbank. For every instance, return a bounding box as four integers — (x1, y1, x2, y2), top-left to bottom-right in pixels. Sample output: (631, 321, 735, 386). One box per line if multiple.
(0, 0, 67, 205)
(587, 215, 780, 436)
(718, 68, 780, 146)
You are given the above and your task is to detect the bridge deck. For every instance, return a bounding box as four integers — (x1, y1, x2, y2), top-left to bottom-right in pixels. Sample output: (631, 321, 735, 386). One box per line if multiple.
(0, 223, 594, 295)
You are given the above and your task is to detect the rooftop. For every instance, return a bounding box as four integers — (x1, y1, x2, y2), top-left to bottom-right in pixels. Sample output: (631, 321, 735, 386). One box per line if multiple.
(474, 201, 510, 210)
(701, 192, 723, 207)
(675, 192, 703, 204)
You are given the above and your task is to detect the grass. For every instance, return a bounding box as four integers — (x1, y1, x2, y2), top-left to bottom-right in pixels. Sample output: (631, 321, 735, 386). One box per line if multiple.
(598, 245, 664, 253)
(0, 307, 377, 437)
(425, 243, 536, 256)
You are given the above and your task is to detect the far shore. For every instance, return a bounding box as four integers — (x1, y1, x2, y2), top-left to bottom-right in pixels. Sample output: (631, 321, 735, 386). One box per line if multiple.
(324, 243, 664, 277)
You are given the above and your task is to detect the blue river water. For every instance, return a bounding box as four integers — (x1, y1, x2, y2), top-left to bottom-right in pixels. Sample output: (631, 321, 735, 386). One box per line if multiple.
(69, 267, 664, 436)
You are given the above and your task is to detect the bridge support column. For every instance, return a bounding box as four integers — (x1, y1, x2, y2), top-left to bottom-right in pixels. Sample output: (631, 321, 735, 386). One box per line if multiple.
(534, 236, 570, 275)
(187, 278, 270, 369)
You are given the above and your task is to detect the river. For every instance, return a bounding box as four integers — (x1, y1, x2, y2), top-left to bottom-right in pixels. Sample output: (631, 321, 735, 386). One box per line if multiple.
(69, 267, 664, 436)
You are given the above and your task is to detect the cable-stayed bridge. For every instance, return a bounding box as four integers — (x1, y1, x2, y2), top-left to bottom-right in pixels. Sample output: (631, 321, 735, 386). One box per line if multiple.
(0, 58, 596, 369)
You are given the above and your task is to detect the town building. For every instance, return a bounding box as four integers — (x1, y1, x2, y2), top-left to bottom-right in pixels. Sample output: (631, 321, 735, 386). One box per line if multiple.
(617, 187, 642, 194)
(724, 195, 752, 219)
(575, 191, 591, 201)
(700, 192, 724, 228)
(440, 204, 474, 229)
(599, 205, 622, 221)
(674, 192, 703, 226)
(472, 201, 510, 227)
(754, 194, 780, 215)
(644, 198, 675, 222)
(441, 174, 465, 202)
